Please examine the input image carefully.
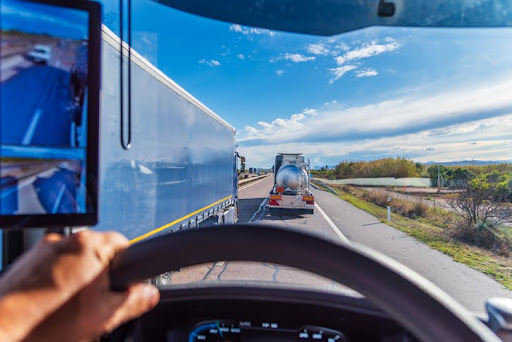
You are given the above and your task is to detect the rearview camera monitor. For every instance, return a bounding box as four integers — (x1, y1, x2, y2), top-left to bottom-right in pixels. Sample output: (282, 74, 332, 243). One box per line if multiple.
(0, 0, 101, 228)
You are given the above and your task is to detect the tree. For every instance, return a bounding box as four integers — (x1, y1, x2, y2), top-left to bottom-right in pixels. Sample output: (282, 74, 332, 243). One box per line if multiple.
(446, 172, 512, 227)
(415, 162, 424, 177)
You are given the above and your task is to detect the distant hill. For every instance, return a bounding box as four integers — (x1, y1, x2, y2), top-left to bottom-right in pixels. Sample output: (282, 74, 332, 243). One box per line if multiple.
(423, 160, 512, 166)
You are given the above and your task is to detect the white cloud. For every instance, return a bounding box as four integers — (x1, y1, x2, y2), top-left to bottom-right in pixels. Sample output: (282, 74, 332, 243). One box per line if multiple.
(307, 43, 330, 56)
(324, 100, 338, 106)
(335, 38, 400, 65)
(276, 69, 285, 76)
(334, 42, 350, 53)
(244, 113, 307, 141)
(229, 24, 276, 37)
(239, 78, 512, 167)
(284, 53, 316, 63)
(238, 116, 512, 167)
(329, 65, 358, 83)
(199, 59, 220, 67)
(355, 68, 378, 78)
(271, 53, 316, 63)
(302, 108, 317, 115)
(238, 54, 245, 59)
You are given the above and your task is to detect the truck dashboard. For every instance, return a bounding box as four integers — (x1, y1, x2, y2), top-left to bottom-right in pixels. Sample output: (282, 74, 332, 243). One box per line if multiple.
(117, 286, 417, 342)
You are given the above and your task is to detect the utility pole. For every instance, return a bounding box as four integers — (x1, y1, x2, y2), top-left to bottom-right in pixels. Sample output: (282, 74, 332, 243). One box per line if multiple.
(437, 165, 441, 193)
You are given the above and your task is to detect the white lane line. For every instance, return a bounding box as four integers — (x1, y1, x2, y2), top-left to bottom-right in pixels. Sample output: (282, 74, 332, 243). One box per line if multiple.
(249, 198, 268, 223)
(51, 184, 66, 214)
(239, 176, 270, 190)
(22, 108, 42, 145)
(315, 203, 350, 244)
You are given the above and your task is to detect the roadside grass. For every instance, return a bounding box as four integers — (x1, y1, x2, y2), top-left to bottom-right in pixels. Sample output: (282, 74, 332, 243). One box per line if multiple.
(326, 184, 512, 291)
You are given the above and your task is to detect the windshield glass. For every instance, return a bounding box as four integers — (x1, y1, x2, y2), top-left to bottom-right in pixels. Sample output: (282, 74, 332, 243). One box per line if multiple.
(91, 0, 512, 313)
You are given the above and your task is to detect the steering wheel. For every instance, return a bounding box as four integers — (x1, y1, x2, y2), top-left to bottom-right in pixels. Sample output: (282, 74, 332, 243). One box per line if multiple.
(109, 224, 500, 342)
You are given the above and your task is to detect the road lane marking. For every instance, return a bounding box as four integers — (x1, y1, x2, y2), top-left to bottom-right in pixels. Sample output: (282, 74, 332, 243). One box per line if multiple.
(22, 108, 42, 145)
(249, 198, 268, 223)
(315, 203, 350, 244)
(239, 176, 270, 190)
(51, 184, 66, 214)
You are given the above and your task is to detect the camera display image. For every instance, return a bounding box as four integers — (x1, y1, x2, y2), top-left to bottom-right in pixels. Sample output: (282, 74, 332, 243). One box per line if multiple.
(0, 0, 89, 215)
(1, 158, 86, 215)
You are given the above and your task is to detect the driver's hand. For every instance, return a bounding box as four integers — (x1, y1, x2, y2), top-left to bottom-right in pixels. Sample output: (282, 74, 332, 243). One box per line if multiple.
(0, 231, 159, 342)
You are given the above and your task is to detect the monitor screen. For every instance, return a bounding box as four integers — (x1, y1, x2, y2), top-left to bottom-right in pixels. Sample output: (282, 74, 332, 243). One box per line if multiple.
(0, 0, 100, 228)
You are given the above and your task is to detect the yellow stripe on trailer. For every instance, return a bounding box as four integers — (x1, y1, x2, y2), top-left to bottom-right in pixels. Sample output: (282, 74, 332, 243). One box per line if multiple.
(130, 195, 233, 244)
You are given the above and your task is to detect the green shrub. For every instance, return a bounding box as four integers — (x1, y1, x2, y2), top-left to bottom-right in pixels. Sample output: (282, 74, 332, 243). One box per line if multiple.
(333, 157, 421, 179)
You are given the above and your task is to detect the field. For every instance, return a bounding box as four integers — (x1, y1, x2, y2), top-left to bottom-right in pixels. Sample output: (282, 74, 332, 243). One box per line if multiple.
(312, 180, 512, 290)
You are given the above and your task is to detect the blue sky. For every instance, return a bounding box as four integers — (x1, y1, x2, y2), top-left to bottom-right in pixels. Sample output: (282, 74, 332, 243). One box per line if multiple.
(1, 0, 88, 40)
(102, 0, 512, 168)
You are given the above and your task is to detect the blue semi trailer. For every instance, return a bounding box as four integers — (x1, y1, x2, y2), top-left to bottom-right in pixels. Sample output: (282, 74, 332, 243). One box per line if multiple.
(94, 26, 238, 243)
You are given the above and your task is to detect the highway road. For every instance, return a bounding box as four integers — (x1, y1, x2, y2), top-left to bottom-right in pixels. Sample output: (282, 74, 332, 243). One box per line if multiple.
(167, 175, 512, 313)
(1, 65, 75, 147)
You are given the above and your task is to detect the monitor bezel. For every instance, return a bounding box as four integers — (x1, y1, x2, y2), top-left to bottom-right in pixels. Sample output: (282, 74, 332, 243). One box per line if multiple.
(0, 0, 101, 228)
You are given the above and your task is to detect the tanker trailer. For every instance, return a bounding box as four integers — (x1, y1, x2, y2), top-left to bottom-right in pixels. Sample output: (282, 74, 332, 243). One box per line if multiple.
(268, 153, 314, 214)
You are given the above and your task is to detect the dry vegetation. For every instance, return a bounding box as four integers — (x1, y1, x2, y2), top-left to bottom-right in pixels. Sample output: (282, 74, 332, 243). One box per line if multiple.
(312, 157, 423, 179)
(335, 184, 512, 256)
(312, 182, 512, 289)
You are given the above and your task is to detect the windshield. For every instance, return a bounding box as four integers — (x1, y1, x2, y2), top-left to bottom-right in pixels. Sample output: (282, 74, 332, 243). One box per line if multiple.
(27, 0, 512, 313)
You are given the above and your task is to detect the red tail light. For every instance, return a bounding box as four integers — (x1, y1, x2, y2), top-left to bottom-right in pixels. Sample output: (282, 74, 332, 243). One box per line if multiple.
(268, 199, 280, 206)
(306, 201, 315, 205)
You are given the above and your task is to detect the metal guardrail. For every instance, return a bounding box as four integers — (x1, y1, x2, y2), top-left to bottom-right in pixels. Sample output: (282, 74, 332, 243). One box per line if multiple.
(238, 174, 270, 186)
(311, 179, 338, 195)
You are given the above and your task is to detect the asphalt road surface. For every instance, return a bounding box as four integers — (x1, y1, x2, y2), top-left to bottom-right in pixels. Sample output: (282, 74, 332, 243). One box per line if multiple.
(0, 161, 81, 214)
(1, 65, 75, 147)
(165, 176, 512, 313)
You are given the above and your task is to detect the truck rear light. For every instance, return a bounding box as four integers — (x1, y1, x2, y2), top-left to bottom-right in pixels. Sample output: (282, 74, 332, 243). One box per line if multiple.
(276, 187, 284, 193)
(303, 196, 314, 205)
(268, 199, 280, 206)
(270, 195, 282, 200)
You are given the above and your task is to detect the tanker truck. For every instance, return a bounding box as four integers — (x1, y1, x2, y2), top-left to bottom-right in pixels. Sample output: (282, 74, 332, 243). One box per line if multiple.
(268, 153, 314, 214)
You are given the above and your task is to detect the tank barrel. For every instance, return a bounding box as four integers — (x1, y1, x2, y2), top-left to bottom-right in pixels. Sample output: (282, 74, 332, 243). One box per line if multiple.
(275, 165, 309, 193)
